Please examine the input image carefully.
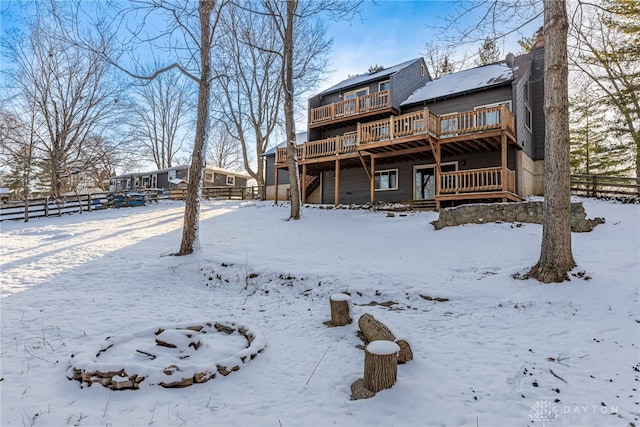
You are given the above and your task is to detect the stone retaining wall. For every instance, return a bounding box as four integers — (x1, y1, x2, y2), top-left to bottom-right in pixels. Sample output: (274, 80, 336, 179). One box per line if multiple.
(432, 201, 604, 232)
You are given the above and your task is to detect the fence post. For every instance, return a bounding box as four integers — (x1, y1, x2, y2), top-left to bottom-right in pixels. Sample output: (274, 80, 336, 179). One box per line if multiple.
(591, 175, 597, 197)
(44, 196, 49, 217)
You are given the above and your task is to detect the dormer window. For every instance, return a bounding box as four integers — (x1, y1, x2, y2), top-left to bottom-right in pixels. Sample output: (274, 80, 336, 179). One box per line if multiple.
(379, 80, 390, 91)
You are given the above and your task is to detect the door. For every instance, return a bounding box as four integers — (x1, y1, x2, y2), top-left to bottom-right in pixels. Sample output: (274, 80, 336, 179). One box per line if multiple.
(415, 167, 436, 200)
(414, 163, 458, 200)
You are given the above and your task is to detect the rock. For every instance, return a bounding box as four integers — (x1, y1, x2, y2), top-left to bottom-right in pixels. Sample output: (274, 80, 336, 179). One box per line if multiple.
(395, 339, 413, 363)
(350, 378, 376, 400)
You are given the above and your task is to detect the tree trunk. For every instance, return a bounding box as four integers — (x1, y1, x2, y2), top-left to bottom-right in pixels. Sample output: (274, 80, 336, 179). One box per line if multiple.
(526, 0, 576, 283)
(283, 0, 301, 220)
(177, 0, 213, 256)
(363, 341, 399, 393)
(358, 313, 395, 342)
(329, 294, 351, 326)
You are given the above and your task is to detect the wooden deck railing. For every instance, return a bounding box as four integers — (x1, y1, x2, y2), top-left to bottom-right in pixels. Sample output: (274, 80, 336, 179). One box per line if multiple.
(277, 106, 516, 164)
(359, 109, 435, 144)
(310, 90, 391, 124)
(437, 105, 515, 138)
(276, 134, 358, 163)
(440, 167, 516, 194)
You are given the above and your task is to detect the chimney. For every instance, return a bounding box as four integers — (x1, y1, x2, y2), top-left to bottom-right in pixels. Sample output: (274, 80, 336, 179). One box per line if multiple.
(533, 26, 544, 49)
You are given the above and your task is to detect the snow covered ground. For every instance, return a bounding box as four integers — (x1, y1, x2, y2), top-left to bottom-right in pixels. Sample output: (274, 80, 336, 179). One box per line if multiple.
(1, 198, 638, 427)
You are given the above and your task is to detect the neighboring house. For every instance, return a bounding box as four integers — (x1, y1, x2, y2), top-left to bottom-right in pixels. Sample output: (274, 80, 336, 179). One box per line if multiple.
(264, 37, 545, 209)
(0, 187, 10, 202)
(109, 165, 251, 193)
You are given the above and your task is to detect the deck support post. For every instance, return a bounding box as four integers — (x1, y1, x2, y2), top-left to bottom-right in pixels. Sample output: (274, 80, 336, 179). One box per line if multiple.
(302, 163, 307, 204)
(430, 138, 442, 210)
(370, 156, 376, 205)
(501, 133, 508, 197)
(274, 167, 279, 204)
(334, 158, 340, 206)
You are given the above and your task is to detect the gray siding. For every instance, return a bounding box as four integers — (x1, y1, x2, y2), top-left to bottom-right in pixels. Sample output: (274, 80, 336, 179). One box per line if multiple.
(157, 173, 169, 190)
(264, 156, 290, 186)
(513, 66, 534, 158)
(390, 58, 431, 109)
(530, 46, 545, 160)
(319, 150, 517, 204)
(213, 174, 227, 186)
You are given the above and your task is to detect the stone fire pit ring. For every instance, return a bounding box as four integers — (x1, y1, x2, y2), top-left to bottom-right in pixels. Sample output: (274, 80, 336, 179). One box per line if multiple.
(67, 321, 267, 390)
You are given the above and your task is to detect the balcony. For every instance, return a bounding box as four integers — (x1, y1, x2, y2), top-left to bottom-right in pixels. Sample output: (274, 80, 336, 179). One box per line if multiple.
(277, 105, 515, 165)
(309, 90, 392, 127)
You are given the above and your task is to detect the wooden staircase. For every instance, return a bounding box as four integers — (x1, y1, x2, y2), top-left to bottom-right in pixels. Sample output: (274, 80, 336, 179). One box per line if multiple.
(305, 175, 321, 198)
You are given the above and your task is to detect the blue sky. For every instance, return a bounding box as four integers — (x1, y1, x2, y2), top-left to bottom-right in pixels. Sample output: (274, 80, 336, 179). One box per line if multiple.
(321, 0, 542, 90)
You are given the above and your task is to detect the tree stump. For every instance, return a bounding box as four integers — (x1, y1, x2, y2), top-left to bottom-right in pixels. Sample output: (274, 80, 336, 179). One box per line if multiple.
(395, 339, 413, 364)
(363, 340, 399, 393)
(358, 313, 395, 342)
(329, 294, 352, 326)
(358, 313, 413, 363)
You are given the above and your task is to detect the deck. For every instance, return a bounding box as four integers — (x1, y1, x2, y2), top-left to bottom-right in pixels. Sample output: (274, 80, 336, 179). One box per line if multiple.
(309, 90, 394, 129)
(275, 105, 520, 207)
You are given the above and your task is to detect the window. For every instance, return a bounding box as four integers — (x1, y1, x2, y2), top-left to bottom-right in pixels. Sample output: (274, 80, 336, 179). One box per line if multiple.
(524, 80, 532, 132)
(345, 87, 368, 100)
(420, 63, 426, 77)
(343, 131, 357, 147)
(379, 80, 390, 91)
(440, 113, 459, 137)
(226, 175, 235, 186)
(345, 87, 369, 114)
(374, 169, 398, 191)
(474, 101, 512, 127)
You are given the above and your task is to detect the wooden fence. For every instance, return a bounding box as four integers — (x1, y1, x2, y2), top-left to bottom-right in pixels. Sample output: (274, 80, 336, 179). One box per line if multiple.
(168, 186, 263, 201)
(0, 191, 163, 222)
(570, 174, 639, 200)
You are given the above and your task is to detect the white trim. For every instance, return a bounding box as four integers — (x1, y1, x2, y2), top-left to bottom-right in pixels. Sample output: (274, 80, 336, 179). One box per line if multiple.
(374, 169, 398, 191)
(345, 87, 369, 100)
(474, 100, 512, 111)
(226, 175, 235, 186)
(413, 162, 458, 200)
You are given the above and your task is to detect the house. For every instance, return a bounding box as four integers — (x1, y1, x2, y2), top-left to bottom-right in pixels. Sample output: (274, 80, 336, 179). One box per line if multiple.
(264, 37, 545, 209)
(263, 132, 308, 202)
(109, 165, 251, 193)
(0, 187, 10, 202)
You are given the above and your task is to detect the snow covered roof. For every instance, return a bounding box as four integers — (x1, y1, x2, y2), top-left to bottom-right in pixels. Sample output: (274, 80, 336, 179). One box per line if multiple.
(263, 132, 307, 157)
(169, 178, 186, 185)
(0, 187, 10, 194)
(401, 62, 517, 106)
(110, 165, 250, 180)
(317, 58, 422, 96)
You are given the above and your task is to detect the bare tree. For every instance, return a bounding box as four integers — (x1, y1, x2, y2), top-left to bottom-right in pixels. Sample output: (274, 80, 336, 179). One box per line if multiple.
(131, 64, 193, 170)
(432, 1, 577, 283)
(207, 124, 243, 171)
(526, 0, 576, 283)
(423, 41, 459, 78)
(2, 7, 125, 198)
(216, 5, 282, 186)
(56, 0, 229, 255)
(0, 107, 41, 221)
(259, 0, 361, 220)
